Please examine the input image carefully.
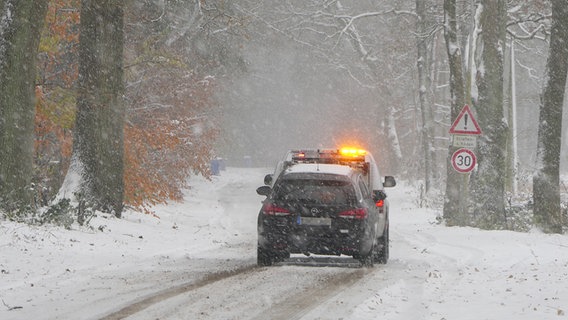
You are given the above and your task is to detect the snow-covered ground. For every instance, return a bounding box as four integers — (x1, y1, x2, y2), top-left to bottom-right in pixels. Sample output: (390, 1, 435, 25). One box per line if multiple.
(1, 167, 567, 320)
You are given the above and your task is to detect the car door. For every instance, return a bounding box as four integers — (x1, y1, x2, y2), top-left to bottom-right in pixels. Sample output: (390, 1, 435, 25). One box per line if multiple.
(357, 176, 380, 237)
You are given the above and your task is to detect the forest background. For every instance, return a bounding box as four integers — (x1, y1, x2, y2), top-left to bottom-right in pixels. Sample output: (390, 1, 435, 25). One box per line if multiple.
(0, 0, 567, 232)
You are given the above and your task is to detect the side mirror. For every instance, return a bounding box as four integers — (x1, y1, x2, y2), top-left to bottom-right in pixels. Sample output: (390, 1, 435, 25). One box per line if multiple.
(383, 176, 396, 188)
(256, 186, 272, 196)
(264, 174, 273, 186)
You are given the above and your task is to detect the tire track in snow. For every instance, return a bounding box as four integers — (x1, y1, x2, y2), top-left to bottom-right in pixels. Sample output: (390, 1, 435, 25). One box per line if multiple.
(249, 267, 372, 320)
(98, 264, 257, 320)
(99, 262, 371, 320)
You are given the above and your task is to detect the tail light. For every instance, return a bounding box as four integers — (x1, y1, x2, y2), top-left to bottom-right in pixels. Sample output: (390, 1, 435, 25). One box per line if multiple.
(262, 203, 291, 216)
(376, 199, 385, 213)
(338, 208, 368, 219)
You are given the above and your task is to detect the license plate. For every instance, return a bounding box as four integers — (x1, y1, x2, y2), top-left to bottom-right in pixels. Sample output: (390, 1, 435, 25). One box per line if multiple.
(298, 217, 331, 226)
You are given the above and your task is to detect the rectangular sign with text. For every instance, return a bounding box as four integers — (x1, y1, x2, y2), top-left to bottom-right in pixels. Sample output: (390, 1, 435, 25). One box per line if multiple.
(452, 135, 477, 149)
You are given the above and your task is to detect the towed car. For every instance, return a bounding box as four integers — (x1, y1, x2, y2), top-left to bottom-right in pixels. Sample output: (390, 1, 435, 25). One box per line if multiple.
(256, 153, 396, 267)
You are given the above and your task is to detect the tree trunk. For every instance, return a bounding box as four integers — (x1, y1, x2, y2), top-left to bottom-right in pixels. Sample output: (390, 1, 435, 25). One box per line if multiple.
(0, 1, 48, 214)
(416, 0, 434, 194)
(73, 0, 125, 217)
(509, 40, 519, 195)
(470, 0, 508, 229)
(533, 0, 568, 234)
(442, 0, 468, 226)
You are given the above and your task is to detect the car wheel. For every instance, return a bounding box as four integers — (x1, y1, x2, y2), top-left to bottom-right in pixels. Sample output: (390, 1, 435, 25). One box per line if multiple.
(359, 243, 375, 267)
(360, 255, 374, 267)
(257, 246, 276, 266)
(375, 226, 389, 264)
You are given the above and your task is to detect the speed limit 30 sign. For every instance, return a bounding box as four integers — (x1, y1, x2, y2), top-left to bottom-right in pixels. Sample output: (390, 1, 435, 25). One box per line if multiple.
(451, 148, 476, 173)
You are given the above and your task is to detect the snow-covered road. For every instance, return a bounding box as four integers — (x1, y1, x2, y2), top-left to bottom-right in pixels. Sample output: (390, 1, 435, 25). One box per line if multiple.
(1, 167, 567, 320)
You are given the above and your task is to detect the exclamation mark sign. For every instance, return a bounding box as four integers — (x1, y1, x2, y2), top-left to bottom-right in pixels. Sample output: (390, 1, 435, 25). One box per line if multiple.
(464, 114, 468, 130)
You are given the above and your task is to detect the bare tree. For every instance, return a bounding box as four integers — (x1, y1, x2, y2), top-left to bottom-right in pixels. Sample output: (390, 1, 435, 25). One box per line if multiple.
(415, 0, 441, 195)
(232, 1, 416, 173)
(533, 0, 568, 234)
(0, 1, 48, 215)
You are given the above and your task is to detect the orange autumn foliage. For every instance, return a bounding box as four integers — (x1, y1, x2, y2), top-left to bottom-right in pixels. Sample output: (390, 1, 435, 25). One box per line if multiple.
(34, 85, 75, 205)
(34, 86, 73, 159)
(39, 0, 79, 87)
(35, 0, 219, 213)
(123, 56, 218, 213)
(34, 0, 79, 205)
(124, 114, 217, 213)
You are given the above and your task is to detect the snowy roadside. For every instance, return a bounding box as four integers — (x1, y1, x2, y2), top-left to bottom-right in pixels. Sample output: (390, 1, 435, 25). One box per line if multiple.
(0, 168, 264, 320)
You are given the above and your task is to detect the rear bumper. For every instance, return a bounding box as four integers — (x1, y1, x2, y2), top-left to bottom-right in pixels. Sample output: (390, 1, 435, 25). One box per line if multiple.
(258, 216, 374, 256)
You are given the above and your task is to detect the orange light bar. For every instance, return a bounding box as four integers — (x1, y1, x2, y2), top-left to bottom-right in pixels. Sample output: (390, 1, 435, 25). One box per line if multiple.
(339, 148, 367, 157)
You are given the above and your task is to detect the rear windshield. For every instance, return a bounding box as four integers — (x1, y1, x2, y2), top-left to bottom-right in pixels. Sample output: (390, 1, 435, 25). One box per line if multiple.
(273, 176, 356, 204)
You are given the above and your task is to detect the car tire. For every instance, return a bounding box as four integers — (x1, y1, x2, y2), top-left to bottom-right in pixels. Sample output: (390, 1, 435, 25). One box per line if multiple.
(359, 244, 375, 267)
(257, 246, 276, 266)
(375, 225, 389, 264)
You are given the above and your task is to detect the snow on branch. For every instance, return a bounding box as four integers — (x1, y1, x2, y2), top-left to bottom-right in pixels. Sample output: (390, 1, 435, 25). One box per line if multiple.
(507, 23, 547, 41)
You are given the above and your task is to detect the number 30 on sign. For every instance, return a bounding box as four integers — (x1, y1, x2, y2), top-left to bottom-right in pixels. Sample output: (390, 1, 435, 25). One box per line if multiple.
(451, 148, 476, 173)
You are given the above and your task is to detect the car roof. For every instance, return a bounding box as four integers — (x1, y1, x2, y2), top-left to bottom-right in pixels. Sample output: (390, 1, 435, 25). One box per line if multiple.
(283, 163, 355, 177)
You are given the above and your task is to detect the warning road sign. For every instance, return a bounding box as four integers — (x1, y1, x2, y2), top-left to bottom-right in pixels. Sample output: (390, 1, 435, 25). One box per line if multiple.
(449, 105, 482, 135)
(451, 148, 477, 173)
